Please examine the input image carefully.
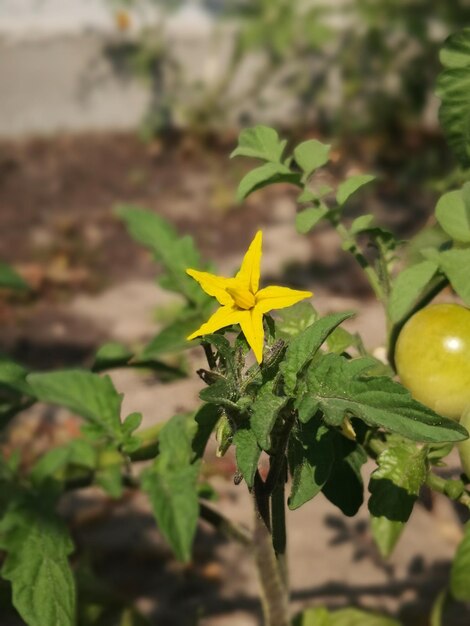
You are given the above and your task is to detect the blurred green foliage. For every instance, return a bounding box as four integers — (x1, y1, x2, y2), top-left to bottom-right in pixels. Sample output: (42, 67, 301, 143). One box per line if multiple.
(106, 0, 470, 139)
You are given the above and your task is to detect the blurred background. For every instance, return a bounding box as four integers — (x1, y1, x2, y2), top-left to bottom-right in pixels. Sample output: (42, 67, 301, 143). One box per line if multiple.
(1, 1, 470, 625)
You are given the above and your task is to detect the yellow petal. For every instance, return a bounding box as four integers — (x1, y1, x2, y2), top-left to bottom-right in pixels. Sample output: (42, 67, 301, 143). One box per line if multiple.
(186, 269, 234, 306)
(235, 231, 262, 293)
(187, 305, 242, 340)
(255, 285, 312, 314)
(239, 308, 264, 364)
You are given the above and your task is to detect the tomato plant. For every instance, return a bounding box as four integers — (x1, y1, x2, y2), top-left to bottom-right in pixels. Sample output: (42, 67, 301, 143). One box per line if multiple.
(2, 22, 470, 626)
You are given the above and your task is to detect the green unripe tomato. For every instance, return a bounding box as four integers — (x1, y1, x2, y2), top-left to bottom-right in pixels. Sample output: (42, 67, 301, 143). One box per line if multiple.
(458, 406, 470, 479)
(395, 303, 470, 420)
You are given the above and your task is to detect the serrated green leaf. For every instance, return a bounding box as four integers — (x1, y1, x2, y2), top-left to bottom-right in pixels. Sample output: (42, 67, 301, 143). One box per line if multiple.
(322, 434, 366, 516)
(280, 311, 355, 395)
(295, 204, 329, 234)
(251, 378, 287, 450)
(199, 377, 235, 408)
(0, 489, 76, 626)
(437, 28, 470, 166)
(306, 353, 468, 443)
(142, 413, 200, 562)
(234, 427, 261, 488)
(435, 187, 470, 243)
(116, 206, 208, 306)
(230, 125, 287, 162)
(293, 140, 331, 180)
(142, 464, 199, 562)
(369, 444, 427, 557)
(236, 162, 299, 201)
(288, 421, 334, 510)
(438, 248, 470, 304)
(0, 262, 28, 290)
(27, 370, 123, 441)
(336, 175, 375, 206)
(451, 521, 470, 600)
(388, 260, 439, 323)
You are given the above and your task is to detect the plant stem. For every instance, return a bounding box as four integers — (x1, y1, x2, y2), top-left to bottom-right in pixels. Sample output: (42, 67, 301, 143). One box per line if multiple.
(271, 464, 288, 591)
(425, 471, 470, 510)
(335, 223, 385, 302)
(199, 501, 253, 546)
(253, 471, 290, 626)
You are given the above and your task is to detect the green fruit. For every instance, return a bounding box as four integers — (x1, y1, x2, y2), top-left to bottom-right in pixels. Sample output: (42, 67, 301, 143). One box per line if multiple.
(395, 303, 470, 420)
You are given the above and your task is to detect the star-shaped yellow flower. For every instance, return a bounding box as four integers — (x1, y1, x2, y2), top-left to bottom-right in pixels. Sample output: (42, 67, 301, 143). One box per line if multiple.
(186, 231, 312, 363)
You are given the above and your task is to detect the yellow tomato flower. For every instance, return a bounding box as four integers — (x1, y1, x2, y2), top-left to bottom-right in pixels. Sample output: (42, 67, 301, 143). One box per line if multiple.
(186, 231, 312, 363)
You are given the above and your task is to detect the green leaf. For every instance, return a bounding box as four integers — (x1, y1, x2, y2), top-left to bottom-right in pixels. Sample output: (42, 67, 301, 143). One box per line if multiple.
(430, 588, 451, 626)
(234, 427, 261, 488)
(251, 378, 287, 451)
(288, 421, 334, 510)
(451, 521, 470, 600)
(0, 489, 76, 626)
(293, 607, 399, 626)
(0, 262, 28, 290)
(236, 162, 300, 202)
(142, 413, 200, 562)
(280, 311, 355, 395)
(292, 607, 331, 626)
(293, 140, 330, 180)
(92, 342, 134, 371)
(435, 187, 470, 243)
(326, 325, 360, 355)
(322, 434, 366, 516)
(142, 464, 199, 562)
(142, 308, 209, 357)
(27, 370, 123, 440)
(230, 125, 287, 162)
(0, 354, 32, 396)
(96, 461, 124, 499)
(306, 353, 468, 443)
(336, 174, 375, 206)
(274, 302, 318, 340)
(32, 439, 96, 483)
(438, 248, 470, 305)
(388, 260, 439, 323)
(295, 204, 329, 234)
(116, 206, 208, 306)
(368, 444, 427, 557)
(437, 28, 470, 167)
(330, 608, 400, 626)
(199, 377, 236, 409)
(192, 403, 221, 459)
(350, 214, 376, 235)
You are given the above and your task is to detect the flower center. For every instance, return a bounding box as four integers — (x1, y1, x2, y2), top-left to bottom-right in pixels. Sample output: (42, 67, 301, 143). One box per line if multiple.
(226, 286, 256, 310)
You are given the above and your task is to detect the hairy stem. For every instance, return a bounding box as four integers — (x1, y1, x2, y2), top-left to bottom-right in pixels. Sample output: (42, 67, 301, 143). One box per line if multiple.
(253, 473, 290, 626)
